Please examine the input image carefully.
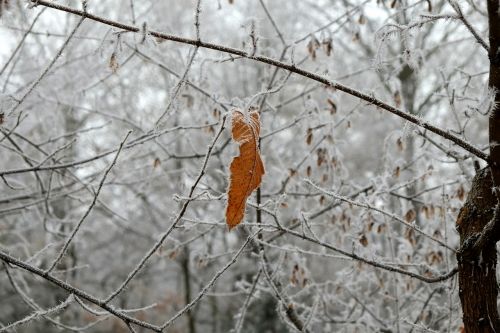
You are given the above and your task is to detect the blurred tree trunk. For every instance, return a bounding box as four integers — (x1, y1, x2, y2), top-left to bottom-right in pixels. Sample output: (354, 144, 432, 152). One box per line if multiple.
(457, 1, 500, 331)
(172, 105, 197, 333)
(181, 247, 196, 333)
(398, 64, 421, 227)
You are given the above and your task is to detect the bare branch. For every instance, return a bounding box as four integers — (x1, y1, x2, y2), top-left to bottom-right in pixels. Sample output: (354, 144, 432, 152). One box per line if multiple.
(45, 131, 131, 273)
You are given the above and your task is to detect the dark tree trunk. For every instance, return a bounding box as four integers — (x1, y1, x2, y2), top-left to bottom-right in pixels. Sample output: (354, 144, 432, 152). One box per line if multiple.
(457, 1, 500, 332)
(457, 168, 500, 332)
(181, 248, 197, 333)
(488, 1, 500, 184)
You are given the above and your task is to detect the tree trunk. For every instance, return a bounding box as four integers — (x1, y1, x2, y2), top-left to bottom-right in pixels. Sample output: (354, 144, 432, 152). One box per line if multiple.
(457, 168, 500, 332)
(488, 0, 500, 185)
(457, 1, 500, 332)
(181, 247, 197, 333)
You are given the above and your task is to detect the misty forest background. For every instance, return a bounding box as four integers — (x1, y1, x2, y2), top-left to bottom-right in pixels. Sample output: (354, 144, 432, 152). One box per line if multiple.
(0, 0, 496, 332)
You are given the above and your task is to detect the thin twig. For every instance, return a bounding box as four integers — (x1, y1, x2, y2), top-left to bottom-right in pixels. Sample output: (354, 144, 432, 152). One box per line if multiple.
(305, 179, 455, 252)
(0, 294, 73, 333)
(278, 225, 458, 283)
(45, 131, 131, 273)
(233, 269, 262, 333)
(160, 229, 258, 330)
(103, 116, 227, 303)
(0, 8, 46, 76)
(448, 0, 489, 52)
(0, 252, 162, 331)
(8, 12, 85, 116)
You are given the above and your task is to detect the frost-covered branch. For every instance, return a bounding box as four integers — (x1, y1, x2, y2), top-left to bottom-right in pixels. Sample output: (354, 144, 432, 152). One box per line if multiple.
(26, 0, 489, 162)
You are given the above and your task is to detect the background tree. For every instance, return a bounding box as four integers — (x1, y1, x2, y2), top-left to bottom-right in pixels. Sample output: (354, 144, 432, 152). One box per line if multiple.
(0, 0, 498, 332)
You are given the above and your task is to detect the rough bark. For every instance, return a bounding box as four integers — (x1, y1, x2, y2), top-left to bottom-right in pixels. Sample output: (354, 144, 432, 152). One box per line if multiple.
(457, 168, 500, 332)
(457, 2, 500, 332)
(488, 0, 500, 186)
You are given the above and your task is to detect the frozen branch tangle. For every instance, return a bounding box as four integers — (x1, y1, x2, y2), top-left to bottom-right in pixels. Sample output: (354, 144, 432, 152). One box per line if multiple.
(21, 0, 489, 162)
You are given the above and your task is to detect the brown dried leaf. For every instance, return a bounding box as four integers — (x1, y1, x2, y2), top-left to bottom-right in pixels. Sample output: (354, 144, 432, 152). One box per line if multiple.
(290, 264, 307, 288)
(456, 185, 465, 201)
(405, 228, 417, 246)
(213, 108, 221, 119)
(393, 91, 401, 107)
(306, 165, 312, 177)
(182, 94, 194, 107)
(197, 257, 208, 269)
(290, 264, 299, 286)
(167, 249, 178, 259)
(331, 156, 338, 168)
(367, 221, 374, 232)
(404, 209, 416, 223)
(396, 137, 404, 151)
(426, 0, 432, 12)
(307, 36, 320, 60)
(422, 205, 429, 219)
(306, 128, 313, 145)
(317, 148, 326, 166)
(327, 98, 337, 114)
(322, 38, 333, 56)
(421, 205, 435, 219)
(322, 173, 328, 183)
(153, 157, 161, 169)
(109, 52, 119, 73)
(204, 121, 215, 134)
(359, 234, 368, 247)
(433, 229, 443, 239)
(426, 250, 443, 265)
(393, 166, 401, 178)
(225, 110, 265, 229)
